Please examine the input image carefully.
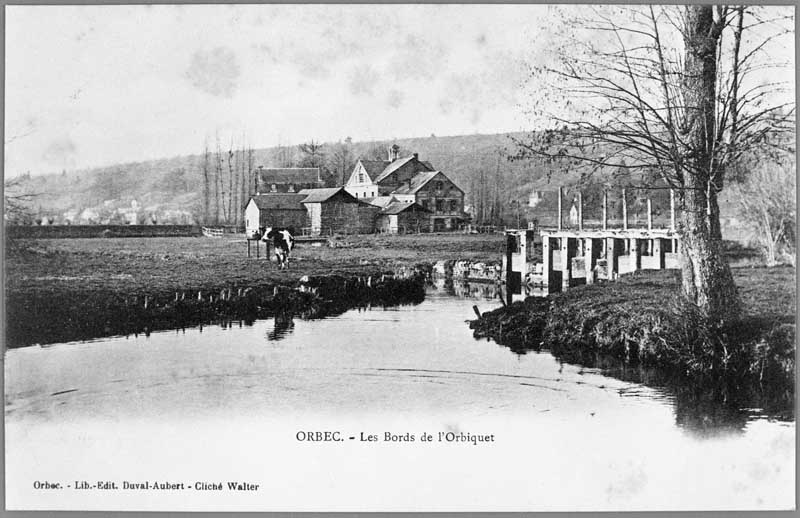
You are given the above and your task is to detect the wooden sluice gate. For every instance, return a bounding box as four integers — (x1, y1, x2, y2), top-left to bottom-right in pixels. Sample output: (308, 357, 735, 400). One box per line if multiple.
(504, 186, 681, 300)
(539, 228, 680, 291)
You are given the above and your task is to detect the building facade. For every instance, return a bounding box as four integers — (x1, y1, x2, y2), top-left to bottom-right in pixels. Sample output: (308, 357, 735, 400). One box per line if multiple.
(345, 148, 465, 231)
(299, 188, 379, 236)
(244, 194, 309, 236)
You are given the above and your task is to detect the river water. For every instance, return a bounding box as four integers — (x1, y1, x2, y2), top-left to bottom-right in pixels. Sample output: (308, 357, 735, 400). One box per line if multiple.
(4, 285, 795, 511)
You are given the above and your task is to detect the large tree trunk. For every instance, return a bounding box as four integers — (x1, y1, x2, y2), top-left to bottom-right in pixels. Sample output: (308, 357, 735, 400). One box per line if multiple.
(678, 180, 739, 323)
(679, 5, 740, 323)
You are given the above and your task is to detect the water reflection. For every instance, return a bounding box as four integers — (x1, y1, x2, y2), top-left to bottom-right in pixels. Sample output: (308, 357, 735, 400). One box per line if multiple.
(267, 312, 295, 341)
(434, 279, 795, 436)
(26, 285, 793, 440)
(429, 276, 549, 302)
(562, 351, 793, 437)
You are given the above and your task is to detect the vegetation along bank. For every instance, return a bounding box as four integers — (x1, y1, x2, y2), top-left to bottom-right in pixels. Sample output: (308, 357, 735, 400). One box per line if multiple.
(5, 233, 503, 347)
(471, 266, 795, 391)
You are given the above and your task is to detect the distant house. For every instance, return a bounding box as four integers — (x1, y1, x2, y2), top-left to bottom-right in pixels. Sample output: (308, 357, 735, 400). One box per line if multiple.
(345, 146, 435, 199)
(374, 200, 431, 234)
(390, 170, 464, 231)
(345, 147, 465, 231)
(569, 201, 579, 226)
(299, 187, 379, 236)
(254, 167, 324, 194)
(244, 194, 309, 236)
(79, 208, 100, 224)
(345, 160, 385, 199)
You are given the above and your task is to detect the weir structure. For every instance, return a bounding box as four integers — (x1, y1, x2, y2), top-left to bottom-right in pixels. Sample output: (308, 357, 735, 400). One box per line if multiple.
(506, 186, 681, 297)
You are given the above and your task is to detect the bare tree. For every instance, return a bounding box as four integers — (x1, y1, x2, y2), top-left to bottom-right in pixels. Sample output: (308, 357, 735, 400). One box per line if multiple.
(731, 146, 796, 266)
(201, 141, 211, 224)
(513, 5, 794, 323)
(238, 138, 247, 226)
(328, 137, 354, 186)
(298, 140, 326, 169)
(4, 177, 40, 225)
(214, 135, 224, 225)
(226, 140, 235, 223)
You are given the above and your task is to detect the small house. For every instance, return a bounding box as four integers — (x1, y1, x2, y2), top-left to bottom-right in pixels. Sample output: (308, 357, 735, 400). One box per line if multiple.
(299, 187, 379, 236)
(375, 201, 431, 234)
(245, 194, 308, 236)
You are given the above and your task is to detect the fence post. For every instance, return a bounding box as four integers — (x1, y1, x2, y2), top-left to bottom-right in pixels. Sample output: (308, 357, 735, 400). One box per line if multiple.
(557, 186, 563, 230)
(622, 189, 628, 231)
(602, 190, 608, 231)
(670, 189, 676, 231)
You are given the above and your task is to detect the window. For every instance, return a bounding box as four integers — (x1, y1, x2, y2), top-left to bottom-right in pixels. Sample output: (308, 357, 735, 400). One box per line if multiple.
(270, 184, 277, 192)
(435, 181, 444, 191)
(449, 200, 457, 212)
(288, 184, 295, 193)
(436, 199, 444, 212)
(421, 200, 428, 209)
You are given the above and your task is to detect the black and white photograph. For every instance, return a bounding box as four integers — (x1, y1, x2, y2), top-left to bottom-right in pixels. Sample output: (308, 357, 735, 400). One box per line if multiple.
(3, 3, 796, 511)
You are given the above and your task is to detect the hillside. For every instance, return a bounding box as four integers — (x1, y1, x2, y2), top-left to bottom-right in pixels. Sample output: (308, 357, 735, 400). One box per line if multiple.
(9, 132, 551, 225)
(7, 131, 745, 235)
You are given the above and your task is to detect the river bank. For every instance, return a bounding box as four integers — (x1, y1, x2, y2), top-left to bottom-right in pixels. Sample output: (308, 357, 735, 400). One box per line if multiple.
(6, 234, 503, 347)
(470, 266, 795, 390)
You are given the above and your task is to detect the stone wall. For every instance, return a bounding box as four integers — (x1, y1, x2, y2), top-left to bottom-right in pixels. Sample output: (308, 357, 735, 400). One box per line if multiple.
(6, 225, 201, 239)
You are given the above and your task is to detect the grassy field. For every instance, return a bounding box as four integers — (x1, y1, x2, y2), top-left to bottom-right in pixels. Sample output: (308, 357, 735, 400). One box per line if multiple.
(5, 233, 504, 347)
(6, 233, 505, 296)
(6, 232, 794, 358)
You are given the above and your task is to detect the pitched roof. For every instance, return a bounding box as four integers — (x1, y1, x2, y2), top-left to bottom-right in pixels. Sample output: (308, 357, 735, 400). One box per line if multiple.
(359, 160, 390, 178)
(373, 155, 434, 183)
(362, 196, 395, 208)
(298, 187, 358, 203)
(391, 171, 442, 195)
(249, 194, 308, 210)
(380, 201, 431, 215)
(256, 168, 321, 184)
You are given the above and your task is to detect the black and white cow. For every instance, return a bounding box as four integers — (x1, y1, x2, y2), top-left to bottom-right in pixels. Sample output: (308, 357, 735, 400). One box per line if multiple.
(261, 227, 295, 269)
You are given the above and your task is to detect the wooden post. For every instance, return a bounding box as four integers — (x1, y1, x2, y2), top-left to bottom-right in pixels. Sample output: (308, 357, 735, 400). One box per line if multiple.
(602, 190, 608, 230)
(577, 191, 583, 231)
(557, 186, 563, 230)
(653, 238, 664, 269)
(647, 198, 653, 231)
(606, 238, 618, 279)
(561, 237, 572, 291)
(505, 233, 517, 305)
(247, 239, 251, 258)
(256, 240, 260, 259)
(622, 188, 628, 231)
(584, 238, 594, 284)
(669, 189, 676, 231)
(542, 235, 551, 288)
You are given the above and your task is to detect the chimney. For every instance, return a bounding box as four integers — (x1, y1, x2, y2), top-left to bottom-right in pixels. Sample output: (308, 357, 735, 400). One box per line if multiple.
(413, 153, 418, 160)
(388, 144, 400, 162)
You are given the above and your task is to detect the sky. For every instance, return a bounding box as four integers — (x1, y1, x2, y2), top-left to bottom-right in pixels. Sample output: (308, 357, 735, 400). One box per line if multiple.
(5, 5, 794, 178)
(5, 4, 555, 176)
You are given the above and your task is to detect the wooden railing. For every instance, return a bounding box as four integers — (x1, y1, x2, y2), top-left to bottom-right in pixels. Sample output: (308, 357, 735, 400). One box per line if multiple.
(201, 227, 224, 238)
